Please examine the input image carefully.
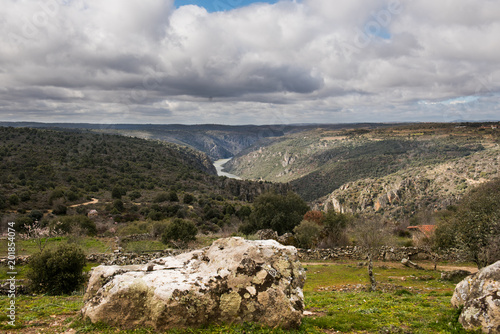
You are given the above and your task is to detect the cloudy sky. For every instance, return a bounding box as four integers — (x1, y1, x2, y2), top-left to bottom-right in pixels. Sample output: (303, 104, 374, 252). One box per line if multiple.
(1, 0, 499, 124)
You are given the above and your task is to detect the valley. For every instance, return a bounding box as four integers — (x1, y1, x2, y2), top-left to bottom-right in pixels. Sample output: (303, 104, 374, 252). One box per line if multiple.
(224, 122, 500, 220)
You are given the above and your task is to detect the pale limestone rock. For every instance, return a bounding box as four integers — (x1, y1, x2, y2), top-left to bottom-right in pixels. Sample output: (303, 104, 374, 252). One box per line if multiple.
(451, 260, 500, 333)
(82, 237, 305, 330)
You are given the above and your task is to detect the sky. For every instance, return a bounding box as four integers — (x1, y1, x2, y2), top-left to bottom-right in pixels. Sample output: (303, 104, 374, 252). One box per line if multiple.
(1, 0, 499, 125)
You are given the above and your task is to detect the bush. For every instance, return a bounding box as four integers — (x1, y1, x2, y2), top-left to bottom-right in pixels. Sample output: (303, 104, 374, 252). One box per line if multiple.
(14, 215, 35, 233)
(8, 194, 19, 206)
(294, 220, 322, 249)
(168, 190, 179, 202)
(51, 215, 97, 236)
(111, 186, 126, 199)
(27, 244, 87, 295)
(52, 202, 67, 215)
(243, 191, 309, 235)
(153, 192, 170, 203)
(129, 191, 142, 201)
(161, 218, 197, 247)
(113, 199, 124, 212)
(183, 193, 195, 204)
(319, 210, 352, 247)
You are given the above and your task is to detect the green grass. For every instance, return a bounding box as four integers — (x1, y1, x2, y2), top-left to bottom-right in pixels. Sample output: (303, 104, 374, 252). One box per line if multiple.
(121, 240, 166, 253)
(0, 236, 113, 256)
(0, 260, 480, 333)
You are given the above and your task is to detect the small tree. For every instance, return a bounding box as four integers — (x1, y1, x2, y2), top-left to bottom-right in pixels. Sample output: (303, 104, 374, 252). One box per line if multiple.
(161, 219, 197, 248)
(294, 220, 322, 249)
(303, 210, 325, 225)
(318, 210, 352, 248)
(352, 217, 392, 292)
(168, 190, 179, 202)
(183, 193, 195, 204)
(242, 191, 309, 235)
(27, 244, 87, 295)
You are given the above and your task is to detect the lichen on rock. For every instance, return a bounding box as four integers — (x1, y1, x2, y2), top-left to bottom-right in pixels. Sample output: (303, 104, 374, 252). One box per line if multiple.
(451, 260, 500, 333)
(81, 237, 306, 330)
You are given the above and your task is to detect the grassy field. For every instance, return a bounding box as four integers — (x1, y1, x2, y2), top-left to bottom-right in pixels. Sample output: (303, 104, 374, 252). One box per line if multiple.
(0, 260, 479, 333)
(0, 236, 114, 257)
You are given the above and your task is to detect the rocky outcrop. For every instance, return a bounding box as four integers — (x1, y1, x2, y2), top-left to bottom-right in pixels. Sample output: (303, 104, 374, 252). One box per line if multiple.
(451, 260, 500, 333)
(81, 237, 305, 330)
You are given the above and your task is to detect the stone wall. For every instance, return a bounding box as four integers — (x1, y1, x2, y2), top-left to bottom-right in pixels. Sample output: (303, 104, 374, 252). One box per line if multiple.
(0, 246, 465, 267)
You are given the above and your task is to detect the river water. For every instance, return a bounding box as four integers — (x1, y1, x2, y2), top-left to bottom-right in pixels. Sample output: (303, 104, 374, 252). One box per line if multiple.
(213, 158, 242, 180)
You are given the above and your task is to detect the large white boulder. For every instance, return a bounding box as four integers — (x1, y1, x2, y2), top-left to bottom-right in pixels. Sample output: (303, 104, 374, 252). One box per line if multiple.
(81, 237, 305, 330)
(451, 260, 500, 333)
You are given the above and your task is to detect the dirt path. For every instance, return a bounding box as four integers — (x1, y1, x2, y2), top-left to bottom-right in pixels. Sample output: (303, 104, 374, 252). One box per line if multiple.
(69, 198, 99, 208)
(303, 261, 478, 273)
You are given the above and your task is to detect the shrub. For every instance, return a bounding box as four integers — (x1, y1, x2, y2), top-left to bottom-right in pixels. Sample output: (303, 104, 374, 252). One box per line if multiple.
(27, 244, 86, 295)
(52, 202, 67, 215)
(113, 199, 124, 212)
(183, 193, 195, 204)
(153, 192, 170, 203)
(8, 194, 19, 206)
(161, 218, 197, 247)
(51, 215, 97, 236)
(28, 210, 44, 222)
(303, 210, 325, 225)
(294, 220, 322, 249)
(243, 191, 309, 235)
(129, 191, 142, 201)
(14, 215, 35, 233)
(168, 190, 179, 202)
(111, 186, 126, 199)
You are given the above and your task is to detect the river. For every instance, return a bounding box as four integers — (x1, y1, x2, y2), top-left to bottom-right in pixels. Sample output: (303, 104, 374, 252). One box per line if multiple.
(213, 158, 242, 180)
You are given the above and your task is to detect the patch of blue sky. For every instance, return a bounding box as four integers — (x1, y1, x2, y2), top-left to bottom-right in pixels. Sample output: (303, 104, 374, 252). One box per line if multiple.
(174, 0, 280, 12)
(418, 96, 479, 105)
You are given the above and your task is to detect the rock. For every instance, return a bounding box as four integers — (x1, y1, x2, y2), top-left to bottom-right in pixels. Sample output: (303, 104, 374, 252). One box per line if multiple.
(401, 258, 424, 270)
(451, 260, 500, 333)
(277, 233, 296, 246)
(256, 229, 278, 240)
(81, 237, 305, 330)
(441, 270, 472, 283)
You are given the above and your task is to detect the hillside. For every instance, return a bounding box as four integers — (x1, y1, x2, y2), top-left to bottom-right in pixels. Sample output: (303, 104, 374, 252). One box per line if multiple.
(225, 123, 500, 216)
(317, 145, 500, 220)
(0, 123, 287, 161)
(0, 127, 289, 218)
(0, 122, 404, 161)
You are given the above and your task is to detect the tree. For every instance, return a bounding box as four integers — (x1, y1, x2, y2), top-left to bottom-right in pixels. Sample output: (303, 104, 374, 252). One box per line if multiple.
(294, 220, 322, 249)
(319, 210, 352, 247)
(183, 193, 195, 204)
(111, 186, 126, 199)
(434, 178, 500, 268)
(351, 217, 392, 292)
(241, 191, 309, 235)
(168, 190, 179, 202)
(303, 210, 325, 225)
(161, 218, 197, 248)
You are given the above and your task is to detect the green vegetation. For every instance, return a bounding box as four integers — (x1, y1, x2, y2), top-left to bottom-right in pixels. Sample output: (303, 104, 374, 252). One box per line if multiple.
(240, 191, 309, 235)
(0, 261, 478, 333)
(434, 178, 500, 268)
(161, 218, 198, 248)
(225, 123, 500, 219)
(27, 244, 87, 295)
